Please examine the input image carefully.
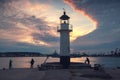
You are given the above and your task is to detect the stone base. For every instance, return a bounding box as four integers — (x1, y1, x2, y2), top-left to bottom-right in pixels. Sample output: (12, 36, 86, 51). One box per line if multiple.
(60, 56, 70, 68)
(40, 62, 91, 70)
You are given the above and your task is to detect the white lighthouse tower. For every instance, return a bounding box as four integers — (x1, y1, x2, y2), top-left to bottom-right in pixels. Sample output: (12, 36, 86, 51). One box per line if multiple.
(57, 10, 72, 68)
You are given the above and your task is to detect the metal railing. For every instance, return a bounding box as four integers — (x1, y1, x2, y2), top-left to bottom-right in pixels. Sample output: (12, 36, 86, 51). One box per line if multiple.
(57, 24, 73, 31)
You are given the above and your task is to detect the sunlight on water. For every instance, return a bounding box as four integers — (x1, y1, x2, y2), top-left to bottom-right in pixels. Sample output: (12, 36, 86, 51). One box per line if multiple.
(71, 57, 86, 63)
(0, 57, 59, 69)
(0, 57, 120, 69)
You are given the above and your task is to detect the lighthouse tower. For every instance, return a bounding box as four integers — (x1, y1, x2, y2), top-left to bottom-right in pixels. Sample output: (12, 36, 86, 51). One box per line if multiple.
(57, 10, 72, 67)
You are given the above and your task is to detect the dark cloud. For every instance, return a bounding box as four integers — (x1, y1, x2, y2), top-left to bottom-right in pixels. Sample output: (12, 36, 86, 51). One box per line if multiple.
(0, 0, 13, 3)
(0, 1, 59, 53)
(72, 40, 120, 53)
(0, 39, 46, 52)
(33, 33, 59, 43)
(64, 0, 120, 52)
(0, 0, 25, 4)
(0, 2, 53, 34)
(1, 0, 120, 53)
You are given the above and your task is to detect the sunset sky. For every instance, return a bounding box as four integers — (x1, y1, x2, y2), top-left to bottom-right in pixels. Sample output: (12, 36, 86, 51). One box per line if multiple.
(0, 0, 120, 54)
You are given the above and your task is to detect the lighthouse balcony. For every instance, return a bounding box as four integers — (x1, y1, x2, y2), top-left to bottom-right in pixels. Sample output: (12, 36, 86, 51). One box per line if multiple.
(57, 25, 73, 32)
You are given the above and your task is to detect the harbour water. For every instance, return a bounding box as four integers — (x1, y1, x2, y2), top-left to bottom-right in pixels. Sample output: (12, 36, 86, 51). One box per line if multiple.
(0, 57, 120, 69)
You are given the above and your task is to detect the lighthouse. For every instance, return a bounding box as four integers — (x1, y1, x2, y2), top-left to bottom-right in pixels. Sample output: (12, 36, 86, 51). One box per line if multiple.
(40, 10, 91, 70)
(57, 10, 72, 68)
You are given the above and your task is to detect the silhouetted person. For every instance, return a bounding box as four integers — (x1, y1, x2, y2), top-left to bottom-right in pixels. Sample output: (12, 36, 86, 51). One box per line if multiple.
(30, 58, 34, 68)
(9, 59, 12, 69)
(85, 57, 90, 64)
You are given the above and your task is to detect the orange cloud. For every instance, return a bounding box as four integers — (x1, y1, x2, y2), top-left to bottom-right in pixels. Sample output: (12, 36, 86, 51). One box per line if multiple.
(64, 0, 98, 28)
(63, 0, 98, 41)
(0, 0, 98, 47)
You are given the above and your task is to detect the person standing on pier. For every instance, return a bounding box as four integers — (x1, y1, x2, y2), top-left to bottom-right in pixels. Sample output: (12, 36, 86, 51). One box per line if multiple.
(9, 59, 12, 69)
(30, 58, 35, 68)
(85, 57, 90, 64)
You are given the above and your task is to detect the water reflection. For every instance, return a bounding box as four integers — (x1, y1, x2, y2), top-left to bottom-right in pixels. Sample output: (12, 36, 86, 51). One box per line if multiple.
(71, 57, 85, 63)
(0, 57, 120, 69)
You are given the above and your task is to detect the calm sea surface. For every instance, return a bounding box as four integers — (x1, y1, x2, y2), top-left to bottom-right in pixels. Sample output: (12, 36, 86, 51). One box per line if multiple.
(0, 57, 120, 69)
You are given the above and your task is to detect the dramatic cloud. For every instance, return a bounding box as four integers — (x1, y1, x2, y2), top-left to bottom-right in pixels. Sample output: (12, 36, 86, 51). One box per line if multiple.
(0, 0, 14, 3)
(0, 0, 59, 53)
(0, 0, 120, 53)
(64, 0, 120, 52)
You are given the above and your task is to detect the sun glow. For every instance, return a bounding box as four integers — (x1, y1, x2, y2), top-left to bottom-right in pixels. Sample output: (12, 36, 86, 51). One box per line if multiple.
(70, 10, 98, 41)
(64, 0, 98, 42)
(19, 36, 50, 46)
(1, 0, 99, 47)
(78, 10, 98, 29)
(16, 0, 98, 43)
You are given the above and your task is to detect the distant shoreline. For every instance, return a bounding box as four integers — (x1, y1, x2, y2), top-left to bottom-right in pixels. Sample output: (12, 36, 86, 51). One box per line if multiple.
(0, 56, 120, 58)
(0, 51, 120, 57)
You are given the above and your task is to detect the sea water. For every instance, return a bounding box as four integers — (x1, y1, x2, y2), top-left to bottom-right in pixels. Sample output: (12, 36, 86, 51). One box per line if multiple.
(0, 57, 120, 69)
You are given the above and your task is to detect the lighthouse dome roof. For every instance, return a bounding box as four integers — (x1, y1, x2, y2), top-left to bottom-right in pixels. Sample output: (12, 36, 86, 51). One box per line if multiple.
(60, 11, 70, 20)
